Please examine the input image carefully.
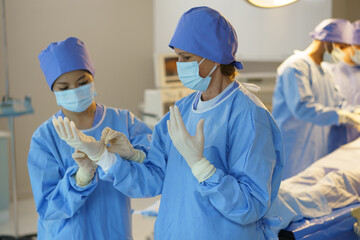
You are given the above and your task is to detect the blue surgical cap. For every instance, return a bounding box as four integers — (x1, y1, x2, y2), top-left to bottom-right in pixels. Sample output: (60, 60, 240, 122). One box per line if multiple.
(310, 18, 353, 45)
(169, 6, 243, 69)
(353, 20, 360, 45)
(38, 37, 95, 91)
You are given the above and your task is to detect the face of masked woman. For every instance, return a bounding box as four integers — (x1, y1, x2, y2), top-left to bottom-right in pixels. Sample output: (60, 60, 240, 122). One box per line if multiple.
(52, 70, 97, 113)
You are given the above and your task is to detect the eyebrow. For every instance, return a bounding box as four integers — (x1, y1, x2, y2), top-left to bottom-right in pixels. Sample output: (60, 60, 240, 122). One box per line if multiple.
(75, 75, 86, 82)
(55, 74, 86, 85)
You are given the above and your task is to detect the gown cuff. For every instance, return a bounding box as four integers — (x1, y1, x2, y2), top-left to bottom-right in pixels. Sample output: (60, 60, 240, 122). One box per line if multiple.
(96, 148, 117, 173)
(191, 157, 216, 182)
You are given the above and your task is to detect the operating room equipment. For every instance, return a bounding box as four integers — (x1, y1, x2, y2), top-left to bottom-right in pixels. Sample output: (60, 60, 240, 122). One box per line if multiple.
(247, 0, 298, 8)
(0, 0, 34, 239)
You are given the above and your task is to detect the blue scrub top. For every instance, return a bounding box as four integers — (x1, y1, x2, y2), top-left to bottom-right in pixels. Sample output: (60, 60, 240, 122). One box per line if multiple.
(27, 104, 152, 240)
(99, 82, 284, 240)
(272, 51, 353, 180)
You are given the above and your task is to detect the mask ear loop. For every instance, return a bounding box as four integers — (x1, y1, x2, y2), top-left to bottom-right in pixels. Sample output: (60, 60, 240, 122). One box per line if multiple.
(206, 64, 218, 78)
(198, 58, 218, 77)
(198, 58, 206, 65)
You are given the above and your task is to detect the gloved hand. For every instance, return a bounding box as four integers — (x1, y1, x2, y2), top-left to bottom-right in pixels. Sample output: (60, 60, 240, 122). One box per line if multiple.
(101, 127, 145, 163)
(73, 150, 97, 186)
(52, 116, 106, 161)
(338, 110, 360, 131)
(167, 105, 215, 182)
(353, 108, 360, 115)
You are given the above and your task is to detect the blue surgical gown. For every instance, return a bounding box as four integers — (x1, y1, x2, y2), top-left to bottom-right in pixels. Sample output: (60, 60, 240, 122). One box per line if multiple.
(99, 82, 284, 240)
(272, 51, 352, 180)
(27, 104, 152, 240)
(326, 61, 360, 147)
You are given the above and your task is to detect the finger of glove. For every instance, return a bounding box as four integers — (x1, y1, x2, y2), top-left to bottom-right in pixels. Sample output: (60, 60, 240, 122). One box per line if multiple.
(195, 119, 205, 143)
(72, 151, 86, 159)
(52, 118, 62, 138)
(107, 131, 122, 144)
(167, 120, 173, 139)
(101, 127, 111, 144)
(169, 106, 178, 132)
(57, 116, 68, 139)
(174, 105, 187, 134)
(63, 117, 75, 139)
(70, 121, 81, 142)
(73, 156, 86, 167)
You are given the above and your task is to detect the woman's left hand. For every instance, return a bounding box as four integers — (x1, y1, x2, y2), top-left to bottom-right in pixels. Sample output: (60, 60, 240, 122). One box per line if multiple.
(167, 105, 204, 168)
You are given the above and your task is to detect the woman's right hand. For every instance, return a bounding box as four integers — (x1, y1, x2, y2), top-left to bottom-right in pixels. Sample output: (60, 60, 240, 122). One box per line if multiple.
(52, 116, 106, 161)
(101, 127, 137, 159)
(72, 150, 97, 186)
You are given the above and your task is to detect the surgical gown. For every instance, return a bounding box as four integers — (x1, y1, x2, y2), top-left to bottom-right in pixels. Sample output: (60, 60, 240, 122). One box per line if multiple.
(326, 61, 360, 147)
(272, 51, 352, 180)
(99, 82, 284, 240)
(27, 104, 152, 240)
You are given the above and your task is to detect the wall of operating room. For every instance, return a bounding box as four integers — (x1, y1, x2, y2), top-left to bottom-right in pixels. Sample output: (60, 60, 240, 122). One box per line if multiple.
(0, 0, 154, 199)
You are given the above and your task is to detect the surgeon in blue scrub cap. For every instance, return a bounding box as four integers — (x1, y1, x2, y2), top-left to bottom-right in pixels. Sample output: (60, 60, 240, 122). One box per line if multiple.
(272, 18, 360, 180)
(28, 37, 152, 240)
(52, 7, 284, 240)
(326, 20, 360, 149)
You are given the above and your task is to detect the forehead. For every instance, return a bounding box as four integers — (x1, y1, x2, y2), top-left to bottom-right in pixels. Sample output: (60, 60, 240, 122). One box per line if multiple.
(174, 48, 192, 55)
(174, 47, 200, 58)
(54, 70, 91, 84)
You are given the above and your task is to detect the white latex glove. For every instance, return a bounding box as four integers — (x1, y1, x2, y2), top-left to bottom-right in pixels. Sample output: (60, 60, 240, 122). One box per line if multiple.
(101, 127, 145, 163)
(73, 150, 97, 187)
(52, 116, 106, 161)
(167, 105, 215, 182)
(353, 108, 360, 115)
(338, 110, 360, 131)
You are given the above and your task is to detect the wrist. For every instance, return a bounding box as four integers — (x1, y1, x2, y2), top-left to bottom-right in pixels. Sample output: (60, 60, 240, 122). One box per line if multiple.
(128, 150, 145, 163)
(75, 167, 95, 186)
(88, 145, 106, 162)
(191, 157, 216, 182)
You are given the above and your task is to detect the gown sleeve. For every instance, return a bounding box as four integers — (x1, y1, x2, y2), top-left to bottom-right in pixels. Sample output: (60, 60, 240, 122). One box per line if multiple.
(27, 128, 98, 221)
(98, 116, 169, 198)
(126, 111, 152, 154)
(197, 109, 284, 225)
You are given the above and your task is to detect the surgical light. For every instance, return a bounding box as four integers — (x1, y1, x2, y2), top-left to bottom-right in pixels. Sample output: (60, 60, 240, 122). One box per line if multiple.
(247, 0, 299, 8)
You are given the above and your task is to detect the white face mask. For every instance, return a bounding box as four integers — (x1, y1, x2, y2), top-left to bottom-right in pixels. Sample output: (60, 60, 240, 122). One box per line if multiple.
(54, 82, 97, 112)
(351, 46, 360, 65)
(331, 45, 346, 63)
(324, 43, 345, 63)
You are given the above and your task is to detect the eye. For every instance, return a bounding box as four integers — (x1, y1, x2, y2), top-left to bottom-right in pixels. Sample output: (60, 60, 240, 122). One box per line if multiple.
(58, 86, 69, 91)
(178, 56, 190, 62)
(78, 80, 89, 86)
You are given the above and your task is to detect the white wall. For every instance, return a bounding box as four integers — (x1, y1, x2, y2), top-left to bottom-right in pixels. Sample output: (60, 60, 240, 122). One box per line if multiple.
(0, 0, 154, 199)
(154, 0, 332, 61)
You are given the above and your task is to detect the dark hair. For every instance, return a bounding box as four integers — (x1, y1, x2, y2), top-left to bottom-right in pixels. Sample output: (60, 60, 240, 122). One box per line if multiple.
(220, 63, 236, 80)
